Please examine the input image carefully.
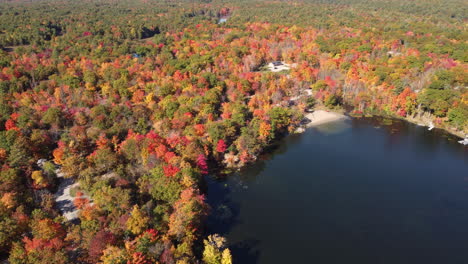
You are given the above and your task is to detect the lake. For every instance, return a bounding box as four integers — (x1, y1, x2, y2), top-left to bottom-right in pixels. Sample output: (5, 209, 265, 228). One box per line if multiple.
(206, 117, 468, 264)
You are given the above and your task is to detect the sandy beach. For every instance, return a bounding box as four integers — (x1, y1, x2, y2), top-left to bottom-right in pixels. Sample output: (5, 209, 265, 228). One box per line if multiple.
(304, 110, 348, 127)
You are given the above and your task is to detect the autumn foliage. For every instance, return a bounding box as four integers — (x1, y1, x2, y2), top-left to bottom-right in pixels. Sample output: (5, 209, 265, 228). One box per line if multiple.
(0, 0, 466, 263)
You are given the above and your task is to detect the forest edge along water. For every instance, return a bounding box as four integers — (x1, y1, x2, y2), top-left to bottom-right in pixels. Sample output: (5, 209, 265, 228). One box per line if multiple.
(206, 115, 468, 264)
(0, 0, 466, 263)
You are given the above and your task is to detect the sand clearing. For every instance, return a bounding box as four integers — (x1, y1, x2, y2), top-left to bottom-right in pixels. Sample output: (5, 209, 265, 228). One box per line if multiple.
(304, 110, 348, 127)
(54, 168, 92, 221)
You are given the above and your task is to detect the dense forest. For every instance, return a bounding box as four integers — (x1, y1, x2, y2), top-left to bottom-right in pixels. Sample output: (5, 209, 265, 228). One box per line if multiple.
(0, 0, 466, 263)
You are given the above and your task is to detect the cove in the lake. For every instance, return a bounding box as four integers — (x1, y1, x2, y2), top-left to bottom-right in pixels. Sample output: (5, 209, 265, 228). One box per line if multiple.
(206, 117, 468, 264)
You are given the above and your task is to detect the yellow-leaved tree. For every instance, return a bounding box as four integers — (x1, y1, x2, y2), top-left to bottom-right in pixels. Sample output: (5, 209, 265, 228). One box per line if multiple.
(31, 170, 48, 188)
(126, 205, 149, 235)
(202, 234, 232, 264)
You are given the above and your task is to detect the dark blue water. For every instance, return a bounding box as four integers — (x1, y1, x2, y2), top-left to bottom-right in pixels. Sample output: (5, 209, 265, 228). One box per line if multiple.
(206, 117, 468, 264)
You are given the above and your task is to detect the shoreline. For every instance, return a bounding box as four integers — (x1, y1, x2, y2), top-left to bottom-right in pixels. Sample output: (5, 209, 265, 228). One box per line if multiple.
(351, 112, 466, 139)
(295, 109, 349, 133)
(404, 115, 466, 139)
(304, 110, 349, 127)
(296, 108, 465, 140)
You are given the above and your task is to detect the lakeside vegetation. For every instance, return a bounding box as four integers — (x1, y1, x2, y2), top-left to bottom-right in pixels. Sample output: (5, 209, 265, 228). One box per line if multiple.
(0, 0, 466, 263)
